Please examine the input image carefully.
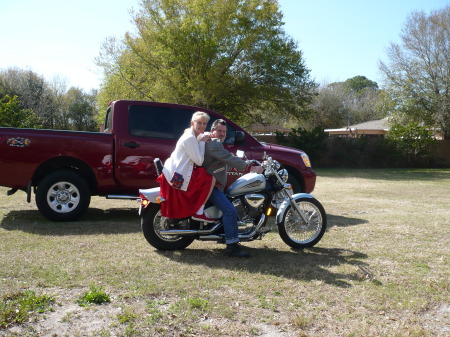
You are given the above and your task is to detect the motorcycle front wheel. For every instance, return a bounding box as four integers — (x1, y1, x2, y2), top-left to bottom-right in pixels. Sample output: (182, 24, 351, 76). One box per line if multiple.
(141, 204, 195, 250)
(278, 198, 327, 248)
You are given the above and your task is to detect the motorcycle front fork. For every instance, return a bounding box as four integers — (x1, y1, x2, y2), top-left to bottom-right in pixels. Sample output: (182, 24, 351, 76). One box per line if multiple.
(281, 191, 310, 224)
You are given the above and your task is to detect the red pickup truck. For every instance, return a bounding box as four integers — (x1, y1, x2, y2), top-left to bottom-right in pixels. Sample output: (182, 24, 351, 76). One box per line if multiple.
(0, 100, 316, 221)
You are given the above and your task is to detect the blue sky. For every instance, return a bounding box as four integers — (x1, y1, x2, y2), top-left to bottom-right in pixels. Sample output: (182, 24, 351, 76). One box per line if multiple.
(1, 0, 449, 92)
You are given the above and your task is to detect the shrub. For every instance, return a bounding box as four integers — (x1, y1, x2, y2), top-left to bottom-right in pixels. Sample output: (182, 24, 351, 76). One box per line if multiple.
(0, 290, 54, 329)
(76, 284, 111, 306)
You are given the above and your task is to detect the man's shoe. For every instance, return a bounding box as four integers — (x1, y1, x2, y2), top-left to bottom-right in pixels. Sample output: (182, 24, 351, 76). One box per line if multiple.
(191, 213, 216, 223)
(225, 243, 251, 258)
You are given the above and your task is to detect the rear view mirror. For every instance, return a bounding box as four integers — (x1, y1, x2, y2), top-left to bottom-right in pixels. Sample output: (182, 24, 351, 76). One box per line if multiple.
(234, 131, 245, 145)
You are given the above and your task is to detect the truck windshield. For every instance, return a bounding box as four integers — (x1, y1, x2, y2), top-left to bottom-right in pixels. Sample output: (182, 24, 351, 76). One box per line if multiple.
(104, 106, 112, 132)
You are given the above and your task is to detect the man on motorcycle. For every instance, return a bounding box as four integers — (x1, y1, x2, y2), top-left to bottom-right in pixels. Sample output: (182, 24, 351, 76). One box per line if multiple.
(203, 119, 264, 257)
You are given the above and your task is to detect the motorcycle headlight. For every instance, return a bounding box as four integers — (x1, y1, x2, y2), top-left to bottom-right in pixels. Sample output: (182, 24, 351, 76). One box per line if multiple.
(272, 160, 281, 170)
(278, 169, 289, 182)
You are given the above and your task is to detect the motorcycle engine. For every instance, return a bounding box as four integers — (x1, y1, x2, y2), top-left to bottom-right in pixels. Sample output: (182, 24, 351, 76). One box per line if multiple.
(232, 194, 265, 220)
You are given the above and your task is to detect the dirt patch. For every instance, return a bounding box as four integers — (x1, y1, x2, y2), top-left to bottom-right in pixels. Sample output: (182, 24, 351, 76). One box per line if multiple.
(421, 304, 450, 336)
(2, 288, 122, 336)
(1, 288, 295, 337)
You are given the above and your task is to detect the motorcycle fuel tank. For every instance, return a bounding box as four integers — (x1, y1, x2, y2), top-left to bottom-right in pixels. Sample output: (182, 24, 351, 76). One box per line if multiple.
(227, 172, 266, 196)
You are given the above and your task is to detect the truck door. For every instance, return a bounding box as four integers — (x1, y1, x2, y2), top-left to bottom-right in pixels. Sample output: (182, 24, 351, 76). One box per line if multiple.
(114, 104, 192, 192)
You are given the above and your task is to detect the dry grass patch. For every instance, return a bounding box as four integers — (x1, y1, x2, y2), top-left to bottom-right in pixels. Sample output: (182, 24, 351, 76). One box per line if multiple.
(0, 168, 449, 336)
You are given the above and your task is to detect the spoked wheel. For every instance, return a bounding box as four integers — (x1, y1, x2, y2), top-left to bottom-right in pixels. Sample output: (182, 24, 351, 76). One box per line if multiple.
(278, 197, 327, 248)
(141, 204, 194, 250)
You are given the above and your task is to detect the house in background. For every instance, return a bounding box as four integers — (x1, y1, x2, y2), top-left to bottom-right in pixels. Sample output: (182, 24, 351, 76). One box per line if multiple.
(246, 123, 290, 135)
(325, 118, 389, 138)
(325, 117, 444, 140)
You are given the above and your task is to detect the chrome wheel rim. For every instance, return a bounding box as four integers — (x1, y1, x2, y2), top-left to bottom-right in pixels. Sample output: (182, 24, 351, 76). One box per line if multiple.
(46, 182, 80, 213)
(284, 201, 323, 244)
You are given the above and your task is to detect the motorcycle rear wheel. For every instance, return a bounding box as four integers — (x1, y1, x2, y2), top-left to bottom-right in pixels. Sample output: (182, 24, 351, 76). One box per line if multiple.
(141, 204, 195, 250)
(278, 198, 327, 248)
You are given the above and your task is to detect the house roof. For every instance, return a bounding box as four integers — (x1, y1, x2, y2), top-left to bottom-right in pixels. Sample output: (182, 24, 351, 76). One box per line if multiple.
(246, 123, 290, 134)
(325, 117, 389, 133)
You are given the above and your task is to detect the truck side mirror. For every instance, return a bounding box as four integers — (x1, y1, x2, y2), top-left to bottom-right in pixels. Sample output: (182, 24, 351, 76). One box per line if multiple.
(234, 131, 245, 145)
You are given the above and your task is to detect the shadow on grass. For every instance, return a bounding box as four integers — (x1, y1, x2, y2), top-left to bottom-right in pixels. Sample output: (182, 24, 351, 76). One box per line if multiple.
(0, 208, 366, 236)
(327, 213, 368, 228)
(0, 208, 141, 235)
(1, 207, 378, 287)
(157, 246, 378, 288)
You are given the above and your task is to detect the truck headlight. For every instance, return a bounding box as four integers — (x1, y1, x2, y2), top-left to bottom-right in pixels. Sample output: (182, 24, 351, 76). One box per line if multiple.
(301, 153, 311, 167)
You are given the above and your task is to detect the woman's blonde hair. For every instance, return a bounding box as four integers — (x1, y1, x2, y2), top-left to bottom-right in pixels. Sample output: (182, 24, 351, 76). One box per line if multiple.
(191, 111, 210, 123)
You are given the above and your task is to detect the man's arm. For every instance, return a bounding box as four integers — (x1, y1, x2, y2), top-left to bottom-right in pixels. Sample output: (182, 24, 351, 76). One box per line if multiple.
(208, 140, 248, 171)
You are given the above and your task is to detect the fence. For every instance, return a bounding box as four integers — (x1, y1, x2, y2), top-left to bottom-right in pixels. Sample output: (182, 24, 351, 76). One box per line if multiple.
(254, 135, 450, 168)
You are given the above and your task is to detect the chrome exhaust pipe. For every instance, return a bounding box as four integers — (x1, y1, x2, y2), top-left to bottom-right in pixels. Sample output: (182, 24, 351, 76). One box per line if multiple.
(198, 214, 266, 241)
(160, 223, 222, 236)
(160, 214, 266, 240)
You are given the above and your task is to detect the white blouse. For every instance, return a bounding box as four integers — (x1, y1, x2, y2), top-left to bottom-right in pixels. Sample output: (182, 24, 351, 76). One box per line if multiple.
(162, 128, 206, 191)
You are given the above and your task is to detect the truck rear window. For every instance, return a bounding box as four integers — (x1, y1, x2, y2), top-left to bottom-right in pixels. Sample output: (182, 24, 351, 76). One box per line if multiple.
(128, 105, 192, 139)
(128, 104, 239, 144)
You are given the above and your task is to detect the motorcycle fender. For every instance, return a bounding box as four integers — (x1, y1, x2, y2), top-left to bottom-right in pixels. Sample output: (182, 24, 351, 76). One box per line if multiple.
(139, 187, 160, 204)
(139, 187, 161, 203)
(138, 187, 160, 216)
(275, 193, 314, 225)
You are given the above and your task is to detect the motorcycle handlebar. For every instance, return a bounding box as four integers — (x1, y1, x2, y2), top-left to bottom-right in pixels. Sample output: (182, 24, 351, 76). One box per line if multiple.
(248, 159, 262, 166)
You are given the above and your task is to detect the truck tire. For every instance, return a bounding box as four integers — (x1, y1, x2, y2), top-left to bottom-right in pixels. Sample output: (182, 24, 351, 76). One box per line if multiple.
(36, 170, 91, 222)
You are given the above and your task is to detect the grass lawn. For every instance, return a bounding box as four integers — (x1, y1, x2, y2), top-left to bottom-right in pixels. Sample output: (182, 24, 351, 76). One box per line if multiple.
(0, 168, 449, 336)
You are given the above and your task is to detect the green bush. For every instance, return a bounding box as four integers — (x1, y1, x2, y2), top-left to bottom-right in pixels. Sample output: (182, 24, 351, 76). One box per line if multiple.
(275, 126, 328, 165)
(0, 95, 42, 128)
(387, 122, 437, 167)
(76, 284, 111, 306)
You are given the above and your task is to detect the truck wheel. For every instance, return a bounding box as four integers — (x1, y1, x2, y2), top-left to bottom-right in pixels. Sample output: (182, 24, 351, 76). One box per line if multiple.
(36, 170, 91, 222)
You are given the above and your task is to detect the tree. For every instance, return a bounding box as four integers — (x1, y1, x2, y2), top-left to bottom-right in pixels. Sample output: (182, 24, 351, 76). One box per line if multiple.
(379, 6, 450, 139)
(307, 76, 383, 129)
(1, 67, 99, 131)
(96, 0, 316, 124)
(0, 68, 55, 128)
(307, 82, 349, 128)
(0, 95, 41, 128)
(387, 122, 436, 166)
(46, 76, 70, 129)
(65, 87, 98, 131)
(344, 75, 378, 93)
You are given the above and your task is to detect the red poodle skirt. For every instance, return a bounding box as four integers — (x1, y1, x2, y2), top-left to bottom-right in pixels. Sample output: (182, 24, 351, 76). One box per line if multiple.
(156, 167, 213, 219)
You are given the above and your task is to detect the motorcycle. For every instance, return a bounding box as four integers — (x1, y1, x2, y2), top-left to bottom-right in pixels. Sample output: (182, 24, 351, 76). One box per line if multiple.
(139, 153, 327, 250)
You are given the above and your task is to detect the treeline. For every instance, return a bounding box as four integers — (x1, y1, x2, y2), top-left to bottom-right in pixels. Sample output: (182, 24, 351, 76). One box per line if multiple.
(0, 68, 98, 131)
